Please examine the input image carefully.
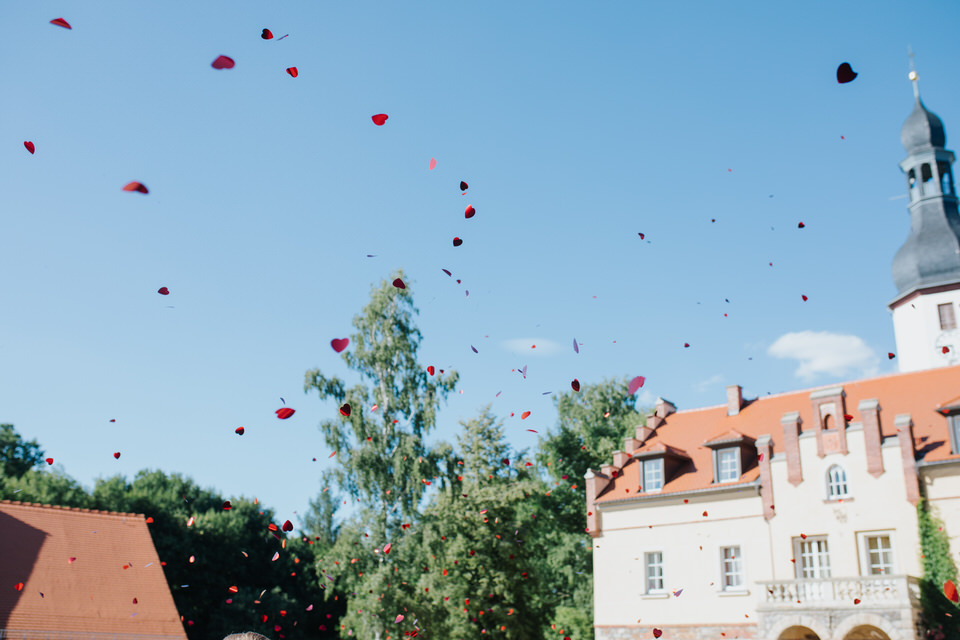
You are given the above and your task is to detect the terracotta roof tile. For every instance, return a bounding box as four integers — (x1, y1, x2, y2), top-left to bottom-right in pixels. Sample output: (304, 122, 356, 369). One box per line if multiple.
(596, 365, 960, 502)
(0, 501, 186, 639)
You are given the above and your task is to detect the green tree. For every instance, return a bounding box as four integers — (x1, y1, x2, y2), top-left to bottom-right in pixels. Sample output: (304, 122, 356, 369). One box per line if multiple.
(2, 467, 93, 507)
(918, 496, 960, 639)
(0, 424, 45, 480)
(304, 271, 458, 640)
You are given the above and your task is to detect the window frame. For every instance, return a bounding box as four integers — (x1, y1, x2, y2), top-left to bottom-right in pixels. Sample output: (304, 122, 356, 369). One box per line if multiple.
(715, 447, 741, 483)
(719, 544, 745, 592)
(793, 535, 831, 579)
(644, 551, 665, 594)
(857, 531, 896, 576)
(825, 464, 850, 500)
(641, 458, 664, 492)
(938, 303, 957, 331)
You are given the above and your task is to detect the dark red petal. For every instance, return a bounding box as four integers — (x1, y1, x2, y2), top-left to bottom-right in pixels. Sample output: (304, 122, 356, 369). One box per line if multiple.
(123, 181, 149, 194)
(464, 205, 476, 219)
(452, 237, 463, 247)
(276, 408, 295, 419)
(843, 414, 854, 422)
(946, 579, 959, 603)
(330, 338, 349, 353)
(211, 55, 235, 70)
(45, 458, 54, 465)
(222, 501, 232, 510)
(113, 452, 121, 459)
(371, 114, 388, 126)
(157, 287, 170, 295)
(460, 181, 469, 191)
(571, 379, 580, 391)
(638, 232, 645, 239)
(286, 67, 298, 78)
(802, 295, 808, 301)
(24, 141, 35, 154)
(50, 18, 71, 29)
(282, 520, 293, 532)
(235, 427, 245, 435)
(427, 366, 435, 376)
(888, 352, 896, 359)
(392, 278, 405, 289)
(797, 221, 805, 229)
(684, 343, 690, 348)
(836, 62, 858, 84)
(261, 29, 274, 40)
(339, 403, 351, 417)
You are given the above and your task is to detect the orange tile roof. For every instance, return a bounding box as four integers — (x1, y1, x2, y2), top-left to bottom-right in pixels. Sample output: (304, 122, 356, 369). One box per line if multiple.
(0, 501, 186, 639)
(596, 365, 960, 502)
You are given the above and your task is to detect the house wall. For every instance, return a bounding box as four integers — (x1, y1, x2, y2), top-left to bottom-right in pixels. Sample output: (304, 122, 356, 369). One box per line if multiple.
(920, 462, 960, 562)
(767, 427, 922, 579)
(891, 289, 960, 373)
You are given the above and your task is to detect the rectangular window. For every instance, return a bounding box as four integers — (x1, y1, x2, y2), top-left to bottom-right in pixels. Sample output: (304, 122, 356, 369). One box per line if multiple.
(953, 416, 960, 454)
(862, 534, 895, 575)
(717, 448, 740, 482)
(643, 458, 664, 492)
(794, 537, 831, 579)
(939, 303, 957, 330)
(720, 546, 743, 590)
(645, 551, 664, 592)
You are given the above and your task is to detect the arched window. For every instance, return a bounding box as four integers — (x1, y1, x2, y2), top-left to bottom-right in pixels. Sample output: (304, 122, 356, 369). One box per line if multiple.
(939, 161, 954, 196)
(826, 465, 849, 499)
(921, 163, 934, 194)
(908, 169, 918, 201)
(822, 414, 834, 430)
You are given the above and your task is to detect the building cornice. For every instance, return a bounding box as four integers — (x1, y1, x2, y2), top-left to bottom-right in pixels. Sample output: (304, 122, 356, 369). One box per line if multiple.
(597, 479, 760, 509)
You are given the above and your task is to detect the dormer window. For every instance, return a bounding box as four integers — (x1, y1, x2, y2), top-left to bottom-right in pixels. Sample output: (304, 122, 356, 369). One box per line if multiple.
(642, 458, 664, 492)
(717, 448, 740, 483)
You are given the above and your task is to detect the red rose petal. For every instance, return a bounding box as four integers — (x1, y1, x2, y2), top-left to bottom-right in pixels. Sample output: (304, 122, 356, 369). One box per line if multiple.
(854, 598, 861, 605)
(628, 376, 646, 395)
(339, 403, 351, 417)
(797, 221, 805, 229)
(286, 67, 298, 78)
(45, 458, 53, 465)
(888, 352, 896, 359)
(212, 55, 235, 70)
(946, 579, 959, 603)
(383, 542, 391, 554)
(638, 232, 645, 239)
(276, 408, 295, 419)
(24, 141, 35, 154)
(571, 379, 580, 392)
(464, 205, 476, 219)
(235, 426, 245, 435)
(521, 411, 531, 420)
(261, 29, 274, 40)
(50, 18, 71, 29)
(836, 62, 858, 84)
(844, 414, 854, 422)
(460, 181, 469, 191)
(371, 114, 388, 126)
(113, 452, 121, 459)
(331, 338, 349, 353)
(157, 287, 169, 295)
(684, 343, 690, 348)
(802, 295, 808, 301)
(943, 346, 951, 354)
(123, 181, 149, 194)
(653, 630, 662, 639)
(427, 366, 435, 376)
(392, 278, 405, 289)
(282, 520, 293, 532)
(453, 237, 463, 247)
(14, 582, 24, 591)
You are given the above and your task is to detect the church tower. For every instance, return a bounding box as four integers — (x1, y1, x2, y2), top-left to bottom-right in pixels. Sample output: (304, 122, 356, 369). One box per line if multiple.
(890, 67, 960, 371)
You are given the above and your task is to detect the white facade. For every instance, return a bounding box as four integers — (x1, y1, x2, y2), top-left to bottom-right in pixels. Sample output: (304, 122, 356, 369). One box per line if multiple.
(891, 286, 960, 372)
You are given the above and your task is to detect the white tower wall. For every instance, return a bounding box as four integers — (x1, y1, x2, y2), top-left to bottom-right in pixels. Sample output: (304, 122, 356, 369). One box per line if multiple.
(891, 286, 960, 372)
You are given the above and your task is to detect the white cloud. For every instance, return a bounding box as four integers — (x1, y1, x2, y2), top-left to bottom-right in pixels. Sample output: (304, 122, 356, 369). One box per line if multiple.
(695, 374, 724, 392)
(768, 331, 880, 381)
(501, 338, 563, 356)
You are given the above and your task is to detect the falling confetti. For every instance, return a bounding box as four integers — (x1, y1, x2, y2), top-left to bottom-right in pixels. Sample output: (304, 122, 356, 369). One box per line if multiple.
(24, 141, 35, 154)
(158, 287, 170, 295)
(946, 579, 959, 603)
(573, 338, 579, 354)
(261, 29, 273, 39)
(429, 158, 437, 170)
(50, 18, 71, 29)
(282, 520, 293, 532)
(286, 67, 298, 78)
(427, 366, 435, 375)
(802, 295, 808, 302)
(521, 411, 531, 420)
(45, 458, 53, 465)
(276, 408, 295, 419)
(14, 582, 24, 591)
(836, 62, 858, 84)
(123, 181, 149, 194)
(222, 501, 232, 510)
(627, 376, 646, 395)
(571, 379, 580, 392)
(797, 222, 805, 229)
(464, 205, 476, 219)
(888, 352, 896, 360)
(331, 338, 349, 352)
(652, 630, 662, 639)
(235, 427, 245, 435)
(395, 614, 404, 623)
(371, 114, 389, 126)
(471, 345, 478, 353)
(383, 542, 392, 554)
(453, 237, 463, 247)
(339, 403, 351, 417)
(393, 278, 405, 289)
(211, 56, 235, 70)
(113, 452, 121, 459)
(460, 181, 469, 191)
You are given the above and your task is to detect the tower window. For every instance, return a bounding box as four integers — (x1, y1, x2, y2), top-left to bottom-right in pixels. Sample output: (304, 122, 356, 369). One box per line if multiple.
(822, 413, 834, 430)
(922, 163, 934, 193)
(940, 303, 957, 330)
(939, 162, 954, 195)
(908, 169, 917, 200)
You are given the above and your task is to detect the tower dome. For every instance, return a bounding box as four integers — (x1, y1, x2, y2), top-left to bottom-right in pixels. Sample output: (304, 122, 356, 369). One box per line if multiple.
(901, 98, 946, 153)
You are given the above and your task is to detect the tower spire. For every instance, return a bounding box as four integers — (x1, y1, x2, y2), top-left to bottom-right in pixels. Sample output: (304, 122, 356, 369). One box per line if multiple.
(908, 46, 920, 100)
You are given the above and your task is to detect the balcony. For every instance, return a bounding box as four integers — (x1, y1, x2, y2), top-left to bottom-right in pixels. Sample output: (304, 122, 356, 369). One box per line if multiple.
(757, 574, 921, 610)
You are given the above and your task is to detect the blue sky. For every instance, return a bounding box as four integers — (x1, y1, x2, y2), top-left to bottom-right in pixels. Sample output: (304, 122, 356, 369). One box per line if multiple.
(2, 1, 959, 524)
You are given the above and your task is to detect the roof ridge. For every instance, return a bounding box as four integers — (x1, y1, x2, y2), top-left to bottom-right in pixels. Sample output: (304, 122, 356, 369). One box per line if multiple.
(0, 499, 144, 519)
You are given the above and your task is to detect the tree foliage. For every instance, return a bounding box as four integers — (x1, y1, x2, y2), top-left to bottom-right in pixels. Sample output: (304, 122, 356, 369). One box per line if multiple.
(918, 496, 960, 639)
(0, 423, 45, 481)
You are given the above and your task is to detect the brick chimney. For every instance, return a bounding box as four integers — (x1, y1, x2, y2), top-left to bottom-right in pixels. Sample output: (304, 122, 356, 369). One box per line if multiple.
(781, 411, 803, 486)
(895, 414, 920, 505)
(637, 423, 656, 442)
(756, 435, 775, 519)
(859, 399, 884, 477)
(584, 469, 611, 538)
(612, 450, 629, 468)
(656, 397, 677, 419)
(727, 385, 743, 416)
(624, 436, 641, 454)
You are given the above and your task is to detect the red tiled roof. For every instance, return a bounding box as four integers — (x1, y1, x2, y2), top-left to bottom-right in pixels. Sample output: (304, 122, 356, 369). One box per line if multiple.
(596, 365, 960, 502)
(0, 501, 186, 639)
